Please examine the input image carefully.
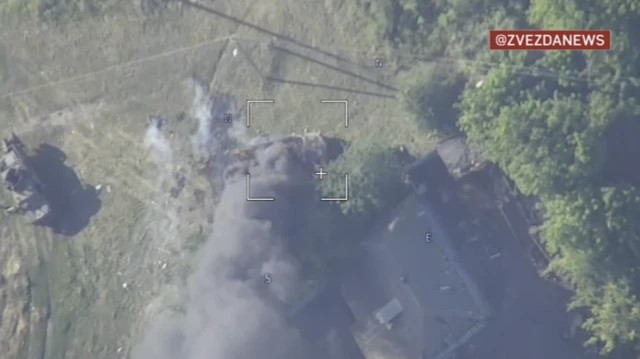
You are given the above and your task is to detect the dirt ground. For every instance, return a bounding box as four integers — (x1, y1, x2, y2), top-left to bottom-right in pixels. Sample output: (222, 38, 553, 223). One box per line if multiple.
(0, 1, 437, 358)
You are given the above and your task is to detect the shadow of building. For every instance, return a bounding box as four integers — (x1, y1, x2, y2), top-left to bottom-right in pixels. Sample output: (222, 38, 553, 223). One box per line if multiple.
(29, 144, 101, 236)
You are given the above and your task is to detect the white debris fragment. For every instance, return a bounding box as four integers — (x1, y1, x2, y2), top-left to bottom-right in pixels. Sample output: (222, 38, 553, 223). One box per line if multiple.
(122, 282, 128, 289)
(117, 347, 122, 353)
(387, 217, 399, 232)
(232, 48, 238, 57)
(161, 262, 168, 270)
(467, 235, 480, 243)
(440, 285, 451, 291)
(95, 184, 103, 191)
(475, 80, 484, 88)
(106, 185, 112, 193)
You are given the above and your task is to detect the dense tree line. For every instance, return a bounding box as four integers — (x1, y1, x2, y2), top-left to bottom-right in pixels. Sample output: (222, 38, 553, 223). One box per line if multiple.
(0, 0, 170, 22)
(365, 0, 640, 354)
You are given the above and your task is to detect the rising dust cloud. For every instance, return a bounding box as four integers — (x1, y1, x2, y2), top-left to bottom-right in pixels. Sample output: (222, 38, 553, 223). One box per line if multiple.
(134, 81, 328, 359)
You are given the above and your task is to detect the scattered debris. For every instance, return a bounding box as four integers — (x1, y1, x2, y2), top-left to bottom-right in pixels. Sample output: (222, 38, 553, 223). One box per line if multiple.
(489, 252, 501, 260)
(0, 133, 51, 224)
(387, 217, 399, 232)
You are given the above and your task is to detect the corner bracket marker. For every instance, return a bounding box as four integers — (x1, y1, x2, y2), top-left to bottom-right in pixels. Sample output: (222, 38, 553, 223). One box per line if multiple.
(246, 173, 275, 201)
(246, 100, 275, 128)
(320, 174, 349, 202)
(320, 100, 349, 127)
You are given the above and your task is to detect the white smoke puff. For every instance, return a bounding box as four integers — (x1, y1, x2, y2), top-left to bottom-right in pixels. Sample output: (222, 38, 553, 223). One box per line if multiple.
(226, 113, 249, 146)
(191, 78, 244, 157)
(191, 80, 213, 157)
(144, 119, 172, 166)
(141, 118, 181, 256)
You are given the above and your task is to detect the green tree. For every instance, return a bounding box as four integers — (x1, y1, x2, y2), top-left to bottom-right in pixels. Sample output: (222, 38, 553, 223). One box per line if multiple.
(458, 63, 609, 197)
(318, 141, 406, 217)
(398, 64, 464, 136)
(537, 190, 610, 289)
(579, 280, 640, 354)
(538, 186, 640, 351)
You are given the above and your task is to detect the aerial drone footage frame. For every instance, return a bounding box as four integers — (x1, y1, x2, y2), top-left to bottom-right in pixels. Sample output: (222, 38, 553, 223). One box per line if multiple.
(1, 1, 640, 359)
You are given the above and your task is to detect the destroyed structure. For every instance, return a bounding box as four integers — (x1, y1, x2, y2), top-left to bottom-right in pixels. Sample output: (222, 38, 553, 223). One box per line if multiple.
(0, 134, 51, 224)
(342, 146, 492, 359)
(223, 132, 342, 182)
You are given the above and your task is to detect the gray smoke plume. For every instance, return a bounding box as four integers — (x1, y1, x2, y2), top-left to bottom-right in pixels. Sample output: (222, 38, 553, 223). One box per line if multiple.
(145, 117, 172, 166)
(191, 79, 242, 157)
(134, 132, 332, 359)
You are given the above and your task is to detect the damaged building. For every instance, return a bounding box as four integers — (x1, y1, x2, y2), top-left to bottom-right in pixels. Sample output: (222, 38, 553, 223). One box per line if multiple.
(0, 133, 51, 224)
(341, 137, 493, 359)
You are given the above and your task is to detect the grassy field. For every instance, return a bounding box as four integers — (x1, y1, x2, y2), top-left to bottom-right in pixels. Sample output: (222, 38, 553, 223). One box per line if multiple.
(0, 1, 436, 358)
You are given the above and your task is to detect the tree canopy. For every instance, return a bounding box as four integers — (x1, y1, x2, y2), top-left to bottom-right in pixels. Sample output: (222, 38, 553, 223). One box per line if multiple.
(398, 64, 464, 136)
(318, 141, 406, 218)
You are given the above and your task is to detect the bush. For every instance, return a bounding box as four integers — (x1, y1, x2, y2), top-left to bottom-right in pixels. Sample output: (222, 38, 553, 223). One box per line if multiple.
(318, 141, 407, 218)
(398, 64, 464, 137)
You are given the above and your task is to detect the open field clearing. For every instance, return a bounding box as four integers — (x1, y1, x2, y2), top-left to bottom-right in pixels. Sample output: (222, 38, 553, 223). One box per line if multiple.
(0, 1, 437, 358)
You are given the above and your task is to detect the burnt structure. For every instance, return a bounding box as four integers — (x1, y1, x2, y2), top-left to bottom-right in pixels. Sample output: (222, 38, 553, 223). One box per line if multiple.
(0, 134, 51, 224)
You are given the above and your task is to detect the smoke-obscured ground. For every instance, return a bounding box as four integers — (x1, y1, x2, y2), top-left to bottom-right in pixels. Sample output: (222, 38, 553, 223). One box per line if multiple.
(135, 79, 337, 359)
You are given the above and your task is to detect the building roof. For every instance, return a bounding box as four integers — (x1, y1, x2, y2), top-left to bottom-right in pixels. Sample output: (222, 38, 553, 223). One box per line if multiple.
(435, 137, 486, 179)
(341, 192, 491, 359)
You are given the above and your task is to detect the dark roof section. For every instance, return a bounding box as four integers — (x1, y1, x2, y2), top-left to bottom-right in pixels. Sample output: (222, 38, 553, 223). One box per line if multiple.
(342, 190, 492, 359)
(435, 137, 486, 179)
(404, 151, 454, 194)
